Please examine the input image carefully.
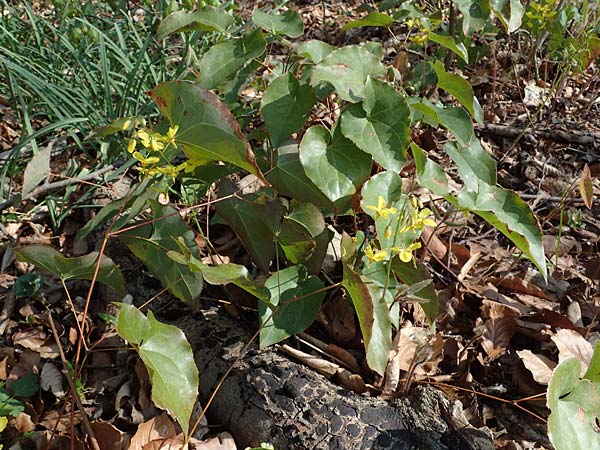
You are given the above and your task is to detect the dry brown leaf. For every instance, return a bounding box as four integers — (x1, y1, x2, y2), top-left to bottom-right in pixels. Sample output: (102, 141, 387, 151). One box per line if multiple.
(279, 344, 338, 378)
(188, 432, 237, 450)
(14, 412, 35, 433)
(580, 163, 594, 209)
(479, 303, 518, 359)
(40, 362, 65, 398)
(91, 421, 127, 450)
(335, 368, 367, 394)
(129, 413, 178, 450)
(39, 409, 82, 432)
(0, 355, 8, 380)
(551, 328, 593, 375)
(517, 350, 556, 385)
(12, 328, 59, 359)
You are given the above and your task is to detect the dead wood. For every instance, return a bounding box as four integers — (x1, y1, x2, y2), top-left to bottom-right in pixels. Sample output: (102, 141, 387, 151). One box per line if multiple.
(475, 123, 599, 147)
(173, 308, 495, 450)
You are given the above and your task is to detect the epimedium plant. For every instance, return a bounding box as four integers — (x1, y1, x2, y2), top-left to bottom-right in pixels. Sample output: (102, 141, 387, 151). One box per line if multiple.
(15, 2, 585, 441)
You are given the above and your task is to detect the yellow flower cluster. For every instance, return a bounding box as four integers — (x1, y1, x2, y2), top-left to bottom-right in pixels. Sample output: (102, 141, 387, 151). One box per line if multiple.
(126, 125, 201, 177)
(362, 196, 437, 264)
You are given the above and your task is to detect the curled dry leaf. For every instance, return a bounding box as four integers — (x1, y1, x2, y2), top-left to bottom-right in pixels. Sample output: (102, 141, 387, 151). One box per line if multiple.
(517, 349, 556, 385)
(551, 328, 594, 375)
(91, 420, 127, 450)
(12, 328, 59, 359)
(580, 163, 593, 209)
(129, 412, 177, 450)
(479, 301, 519, 359)
(40, 362, 65, 398)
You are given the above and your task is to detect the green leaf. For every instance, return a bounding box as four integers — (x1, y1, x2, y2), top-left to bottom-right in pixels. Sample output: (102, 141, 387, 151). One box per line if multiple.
(118, 200, 204, 306)
(259, 265, 324, 348)
(0, 387, 24, 417)
(252, 8, 304, 38)
(311, 45, 386, 102)
(85, 116, 144, 140)
(9, 373, 39, 397)
(428, 32, 469, 63)
(295, 40, 335, 63)
(409, 98, 475, 146)
(156, 6, 234, 39)
(360, 171, 415, 250)
(457, 182, 547, 280)
(116, 305, 198, 435)
(391, 257, 438, 326)
(299, 125, 372, 211)
(453, 0, 491, 35)
(15, 246, 125, 293)
(148, 81, 266, 183)
(490, 0, 524, 33)
(341, 233, 392, 376)
(77, 178, 157, 240)
(167, 246, 270, 301)
(215, 183, 283, 272)
(261, 73, 314, 147)
(341, 77, 410, 172)
(444, 140, 496, 191)
(341, 11, 394, 30)
(547, 358, 600, 450)
(13, 273, 43, 299)
(265, 143, 333, 209)
(278, 202, 329, 273)
(22, 144, 50, 196)
(431, 60, 483, 124)
(584, 342, 600, 383)
(196, 28, 266, 89)
(411, 143, 450, 196)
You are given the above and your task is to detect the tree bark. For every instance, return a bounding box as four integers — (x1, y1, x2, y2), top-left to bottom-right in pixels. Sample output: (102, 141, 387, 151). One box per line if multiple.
(174, 309, 495, 450)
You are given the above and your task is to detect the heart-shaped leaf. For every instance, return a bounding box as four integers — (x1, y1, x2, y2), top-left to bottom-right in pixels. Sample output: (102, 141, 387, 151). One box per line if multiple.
(252, 8, 304, 38)
(259, 265, 324, 348)
(341, 11, 394, 30)
(116, 305, 198, 435)
(341, 77, 410, 172)
(311, 45, 386, 102)
(299, 125, 371, 211)
(16, 246, 125, 293)
(148, 81, 266, 183)
(261, 73, 314, 147)
(156, 6, 234, 39)
(444, 139, 496, 191)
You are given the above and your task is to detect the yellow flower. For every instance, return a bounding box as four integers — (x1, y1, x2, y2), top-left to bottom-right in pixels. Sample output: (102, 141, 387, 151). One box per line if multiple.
(127, 139, 136, 154)
(163, 125, 179, 146)
(400, 207, 437, 232)
(391, 242, 421, 263)
(365, 245, 388, 263)
(156, 165, 180, 178)
(384, 225, 392, 239)
(137, 130, 165, 151)
(365, 196, 398, 219)
(133, 151, 160, 166)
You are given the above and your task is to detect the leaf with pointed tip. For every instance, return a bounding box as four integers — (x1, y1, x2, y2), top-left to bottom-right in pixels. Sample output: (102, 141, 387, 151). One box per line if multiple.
(252, 8, 304, 38)
(457, 181, 547, 280)
(148, 81, 266, 183)
(411, 143, 450, 196)
(490, 0, 524, 33)
(156, 6, 234, 39)
(261, 73, 314, 147)
(259, 265, 324, 348)
(428, 32, 469, 63)
(409, 98, 475, 146)
(444, 139, 496, 191)
(341, 78, 410, 172)
(431, 60, 483, 124)
(116, 305, 198, 435)
(214, 184, 283, 272)
(295, 40, 334, 63)
(311, 45, 386, 102)
(265, 143, 333, 209)
(196, 28, 266, 89)
(15, 246, 125, 293)
(341, 11, 394, 30)
(118, 200, 204, 306)
(341, 233, 391, 376)
(299, 125, 371, 211)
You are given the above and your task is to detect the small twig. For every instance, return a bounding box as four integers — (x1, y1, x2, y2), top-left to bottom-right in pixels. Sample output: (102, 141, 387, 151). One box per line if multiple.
(0, 163, 120, 213)
(47, 310, 101, 450)
(475, 123, 598, 147)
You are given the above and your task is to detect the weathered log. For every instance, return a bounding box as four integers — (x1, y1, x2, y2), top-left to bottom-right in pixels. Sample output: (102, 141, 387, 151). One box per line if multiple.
(174, 309, 495, 450)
